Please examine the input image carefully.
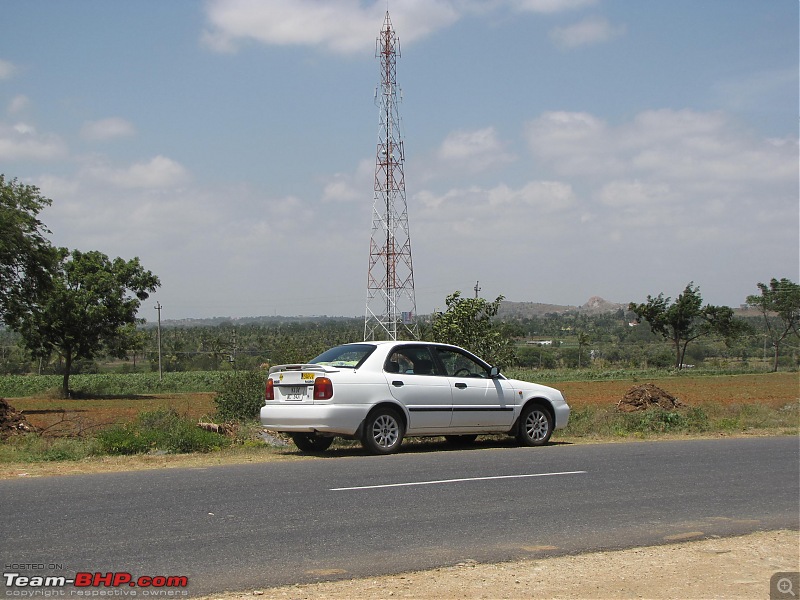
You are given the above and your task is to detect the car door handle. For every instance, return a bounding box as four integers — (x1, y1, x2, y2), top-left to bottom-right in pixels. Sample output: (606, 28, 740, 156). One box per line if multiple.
(455, 382, 467, 389)
(392, 380, 404, 387)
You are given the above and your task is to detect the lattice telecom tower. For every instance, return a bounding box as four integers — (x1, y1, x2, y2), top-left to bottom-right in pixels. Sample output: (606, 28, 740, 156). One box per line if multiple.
(364, 11, 418, 341)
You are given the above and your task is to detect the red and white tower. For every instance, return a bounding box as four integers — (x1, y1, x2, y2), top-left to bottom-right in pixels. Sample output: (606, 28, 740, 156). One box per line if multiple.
(364, 11, 418, 341)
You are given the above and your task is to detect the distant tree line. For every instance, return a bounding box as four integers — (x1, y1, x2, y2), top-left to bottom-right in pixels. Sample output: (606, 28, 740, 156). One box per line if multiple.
(1, 280, 797, 376)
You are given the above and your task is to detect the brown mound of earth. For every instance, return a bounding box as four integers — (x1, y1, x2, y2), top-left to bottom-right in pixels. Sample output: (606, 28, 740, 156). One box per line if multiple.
(617, 383, 683, 412)
(0, 398, 38, 439)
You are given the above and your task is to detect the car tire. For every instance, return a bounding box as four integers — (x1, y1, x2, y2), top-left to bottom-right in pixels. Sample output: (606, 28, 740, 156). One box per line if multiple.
(361, 407, 405, 455)
(291, 433, 334, 452)
(444, 434, 478, 446)
(516, 404, 553, 446)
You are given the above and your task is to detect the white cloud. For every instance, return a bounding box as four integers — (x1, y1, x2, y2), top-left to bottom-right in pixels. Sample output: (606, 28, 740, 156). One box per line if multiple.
(82, 155, 190, 189)
(522, 108, 798, 278)
(550, 16, 626, 48)
(0, 122, 67, 161)
(8, 95, 29, 114)
(202, 0, 460, 55)
(525, 111, 625, 175)
(413, 179, 576, 241)
(525, 108, 798, 185)
(322, 158, 373, 203)
(0, 59, 16, 79)
(81, 117, 137, 141)
(509, 0, 597, 14)
(436, 127, 516, 171)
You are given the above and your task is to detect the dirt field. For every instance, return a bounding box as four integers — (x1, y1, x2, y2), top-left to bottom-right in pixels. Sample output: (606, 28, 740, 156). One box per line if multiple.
(557, 373, 797, 409)
(11, 391, 217, 435)
(10, 372, 798, 435)
(200, 529, 799, 599)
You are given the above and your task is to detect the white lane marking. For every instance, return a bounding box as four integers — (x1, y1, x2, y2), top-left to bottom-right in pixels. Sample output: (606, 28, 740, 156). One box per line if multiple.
(330, 470, 587, 491)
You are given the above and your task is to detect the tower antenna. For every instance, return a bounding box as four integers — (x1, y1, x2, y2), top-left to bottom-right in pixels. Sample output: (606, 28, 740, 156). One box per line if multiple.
(364, 11, 418, 341)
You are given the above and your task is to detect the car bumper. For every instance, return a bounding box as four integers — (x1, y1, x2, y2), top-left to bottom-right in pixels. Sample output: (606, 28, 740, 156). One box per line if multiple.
(260, 402, 369, 436)
(553, 401, 570, 430)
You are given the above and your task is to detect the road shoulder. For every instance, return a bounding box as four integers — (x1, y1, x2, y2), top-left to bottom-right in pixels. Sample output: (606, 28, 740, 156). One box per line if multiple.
(204, 529, 799, 599)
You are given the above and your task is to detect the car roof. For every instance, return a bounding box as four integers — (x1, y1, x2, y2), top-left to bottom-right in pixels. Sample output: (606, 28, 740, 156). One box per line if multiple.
(344, 340, 450, 346)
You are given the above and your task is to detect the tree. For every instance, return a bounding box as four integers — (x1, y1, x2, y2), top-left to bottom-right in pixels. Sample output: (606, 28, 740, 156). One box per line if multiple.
(8, 249, 160, 396)
(629, 283, 744, 370)
(429, 291, 515, 368)
(0, 175, 58, 321)
(746, 278, 800, 372)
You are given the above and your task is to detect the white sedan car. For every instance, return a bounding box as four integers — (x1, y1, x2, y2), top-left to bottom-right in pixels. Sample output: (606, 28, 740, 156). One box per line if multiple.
(261, 341, 570, 455)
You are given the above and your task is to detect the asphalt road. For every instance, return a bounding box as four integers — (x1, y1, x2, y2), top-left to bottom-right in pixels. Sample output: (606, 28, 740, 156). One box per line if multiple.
(1, 437, 798, 595)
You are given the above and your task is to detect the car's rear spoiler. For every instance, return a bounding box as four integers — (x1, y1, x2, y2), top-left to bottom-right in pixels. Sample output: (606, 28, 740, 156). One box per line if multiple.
(268, 364, 333, 375)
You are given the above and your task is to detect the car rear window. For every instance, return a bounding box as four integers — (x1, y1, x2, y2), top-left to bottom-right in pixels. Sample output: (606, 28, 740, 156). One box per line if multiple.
(309, 344, 376, 368)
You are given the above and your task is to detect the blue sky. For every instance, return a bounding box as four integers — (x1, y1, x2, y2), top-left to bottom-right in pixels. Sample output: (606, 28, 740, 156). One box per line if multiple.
(2, 0, 797, 320)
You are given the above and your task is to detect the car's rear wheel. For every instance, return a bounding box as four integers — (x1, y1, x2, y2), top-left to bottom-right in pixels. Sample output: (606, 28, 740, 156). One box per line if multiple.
(516, 404, 553, 446)
(361, 408, 404, 455)
(291, 433, 334, 452)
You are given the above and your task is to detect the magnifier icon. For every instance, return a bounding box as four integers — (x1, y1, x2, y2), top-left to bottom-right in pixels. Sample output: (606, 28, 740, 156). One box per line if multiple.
(778, 577, 797, 597)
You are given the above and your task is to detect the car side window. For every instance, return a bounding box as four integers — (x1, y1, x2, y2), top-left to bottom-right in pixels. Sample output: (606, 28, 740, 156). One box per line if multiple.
(435, 348, 490, 378)
(385, 346, 440, 376)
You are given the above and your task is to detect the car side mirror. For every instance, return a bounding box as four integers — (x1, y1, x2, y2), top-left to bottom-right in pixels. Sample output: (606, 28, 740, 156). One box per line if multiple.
(489, 366, 500, 378)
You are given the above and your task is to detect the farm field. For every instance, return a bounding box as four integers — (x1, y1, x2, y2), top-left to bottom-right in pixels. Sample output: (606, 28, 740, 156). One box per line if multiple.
(557, 372, 797, 409)
(5, 371, 797, 436)
(8, 392, 216, 436)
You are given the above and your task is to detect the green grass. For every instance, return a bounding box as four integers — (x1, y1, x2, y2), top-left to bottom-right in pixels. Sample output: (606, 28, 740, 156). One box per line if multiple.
(560, 401, 798, 439)
(0, 434, 101, 462)
(0, 371, 234, 397)
(1, 408, 233, 462)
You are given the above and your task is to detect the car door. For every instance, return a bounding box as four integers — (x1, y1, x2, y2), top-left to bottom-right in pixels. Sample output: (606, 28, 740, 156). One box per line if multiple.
(383, 344, 452, 431)
(433, 346, 516, 429)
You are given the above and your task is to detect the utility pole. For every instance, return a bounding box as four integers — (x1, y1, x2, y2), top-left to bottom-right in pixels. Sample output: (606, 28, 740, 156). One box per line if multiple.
(364, 11, 418, 341)
(474, 281, 481, 299)
(154, 302, 163, 381)
(230, 327, 237, 370)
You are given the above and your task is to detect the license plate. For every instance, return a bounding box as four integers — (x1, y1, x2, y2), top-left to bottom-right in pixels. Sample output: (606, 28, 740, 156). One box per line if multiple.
(284, 386, 306, 401)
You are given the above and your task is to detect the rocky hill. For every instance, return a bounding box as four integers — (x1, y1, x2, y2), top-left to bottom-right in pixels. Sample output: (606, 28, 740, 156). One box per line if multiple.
(497, 296, 627, 319)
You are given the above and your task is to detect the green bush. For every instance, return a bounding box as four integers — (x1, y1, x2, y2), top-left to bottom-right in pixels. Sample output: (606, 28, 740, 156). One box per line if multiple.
(561, 405, 714, 438)
(95, 408, 230, 455)
(214, 371, 266, 421)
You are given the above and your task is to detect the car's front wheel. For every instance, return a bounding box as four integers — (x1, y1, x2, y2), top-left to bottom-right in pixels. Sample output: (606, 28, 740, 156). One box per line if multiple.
(361, 408, 405, 455)
(516, 404, 553, 446)
(291, 433, 334, 452)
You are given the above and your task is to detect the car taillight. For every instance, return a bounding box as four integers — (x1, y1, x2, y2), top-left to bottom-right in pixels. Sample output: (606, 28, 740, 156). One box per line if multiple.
(313, 377, 333, 400)
(265, 378, 275, 400)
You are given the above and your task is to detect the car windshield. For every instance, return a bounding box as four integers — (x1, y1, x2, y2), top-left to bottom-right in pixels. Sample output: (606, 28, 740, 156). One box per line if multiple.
(309, 344, 376, 368)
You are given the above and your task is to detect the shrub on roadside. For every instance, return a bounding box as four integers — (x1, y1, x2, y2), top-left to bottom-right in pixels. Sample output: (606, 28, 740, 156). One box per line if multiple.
(95, 408, 230, 455)
(214, 371, 265, 421)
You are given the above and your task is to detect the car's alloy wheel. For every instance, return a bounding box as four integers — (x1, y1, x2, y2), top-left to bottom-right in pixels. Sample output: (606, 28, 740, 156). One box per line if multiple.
(516, 405, 553, 446)
(362, 408, 404, 455)
(291, 432, 334, 452)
